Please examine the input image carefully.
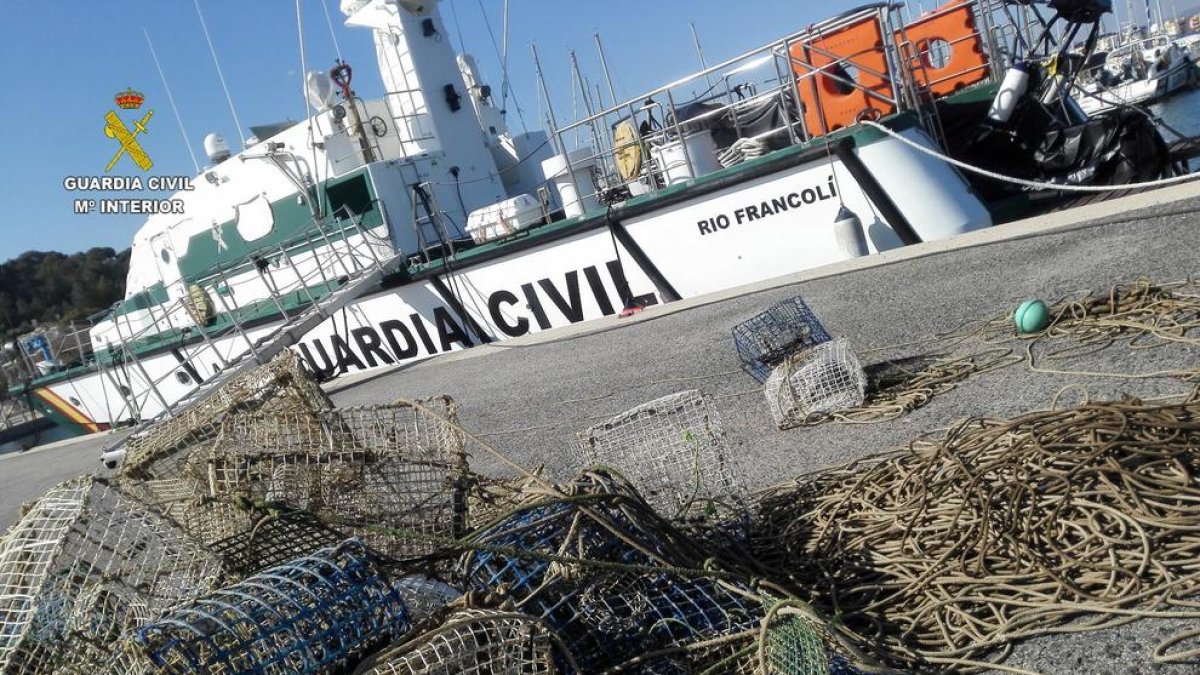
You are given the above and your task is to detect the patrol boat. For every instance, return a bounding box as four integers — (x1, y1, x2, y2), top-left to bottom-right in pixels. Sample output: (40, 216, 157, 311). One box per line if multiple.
(1, 0, 1180, 451)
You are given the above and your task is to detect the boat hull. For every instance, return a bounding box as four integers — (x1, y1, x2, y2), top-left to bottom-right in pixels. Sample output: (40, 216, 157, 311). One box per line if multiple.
(30, 129, 992, 431)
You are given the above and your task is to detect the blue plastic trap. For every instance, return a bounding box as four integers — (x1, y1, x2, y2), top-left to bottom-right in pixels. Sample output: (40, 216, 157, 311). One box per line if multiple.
(457, 472, 762, 673)
(128, 539, 410, 674)
(733, 295, 831, 382)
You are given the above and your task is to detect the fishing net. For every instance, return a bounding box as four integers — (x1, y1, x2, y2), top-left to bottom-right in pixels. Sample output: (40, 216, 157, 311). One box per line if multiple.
(733, 295, 832, 383)
(390, 576, 463, 625)
(119, 350, 331, 481)
(806, 349, 1020, 426)
(764, 338, 867, 429)
(575, 390, 748, 521)
(0, 476, 223, 674)
(456, 470, 765, 672)
(752, 395, 1200, 670)
(122, 539, 410, 675)
(189, 398, 469, 560)
(353, 609, 560, 675)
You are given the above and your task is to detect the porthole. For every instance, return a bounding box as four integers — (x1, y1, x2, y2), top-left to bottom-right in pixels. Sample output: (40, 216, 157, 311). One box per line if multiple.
(161, 249, 171, 263)
(68, 396, 82, 406)
(118, 385, 132, 397)
(176, 370, 192, 385)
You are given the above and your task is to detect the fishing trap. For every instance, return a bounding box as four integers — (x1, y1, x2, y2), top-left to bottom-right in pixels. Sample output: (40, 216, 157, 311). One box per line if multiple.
(119, 350, 332, 482)
(733, 295, 831, 382)
(575, 390, 748, 521)
(123, 539, 410, 674)
(189, 398, 470, 560)
(456, 470, 764, 672)
(764, 338, 867, 428)
(353, 609, 559, 675)
(0, 476, 223, 675)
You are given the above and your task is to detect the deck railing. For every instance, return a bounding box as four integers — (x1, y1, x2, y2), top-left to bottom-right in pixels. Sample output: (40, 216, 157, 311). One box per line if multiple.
(532, 1, 1002, 224)
(89, 202, 397, 425)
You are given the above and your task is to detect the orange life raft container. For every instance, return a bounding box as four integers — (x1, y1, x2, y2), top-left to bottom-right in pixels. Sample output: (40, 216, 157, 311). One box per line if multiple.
(897, 0, 990, 97)
(790, 16, 897, 135)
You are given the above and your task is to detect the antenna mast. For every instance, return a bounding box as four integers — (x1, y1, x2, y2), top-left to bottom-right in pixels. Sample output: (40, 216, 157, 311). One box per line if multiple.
(143, 28, 200, 175)
(193, 0, 247, 147)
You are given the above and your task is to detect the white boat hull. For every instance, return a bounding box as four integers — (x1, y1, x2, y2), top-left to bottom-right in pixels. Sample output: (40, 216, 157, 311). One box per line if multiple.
(37, 130, 992, 430)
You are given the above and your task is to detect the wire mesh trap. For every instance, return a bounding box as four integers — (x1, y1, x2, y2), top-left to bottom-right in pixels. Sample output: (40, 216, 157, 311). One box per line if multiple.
(764, 338, 867, 429)
(575, 390, 748, 521)
(456, 470, 765, 673)
(190, 398, 469, 560)
(206, 509, 350, 577)
(733, 295, 832, 383)
(123, 539, 411, 675)
(352, 609, 560, 675)
(119, 350, 332, 481)
(0, 476, 223, 674)
(751, 396, 1200, 670)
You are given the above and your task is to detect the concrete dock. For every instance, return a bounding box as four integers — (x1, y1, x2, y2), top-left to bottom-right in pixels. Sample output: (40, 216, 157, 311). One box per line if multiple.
(4, 184, 1199, 673)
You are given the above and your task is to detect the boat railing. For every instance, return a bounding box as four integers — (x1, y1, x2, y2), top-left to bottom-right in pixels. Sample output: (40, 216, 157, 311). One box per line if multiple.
(535, 1, 1001, 218)
(97, 200, 398, 422)
(0, 321, 97, 385)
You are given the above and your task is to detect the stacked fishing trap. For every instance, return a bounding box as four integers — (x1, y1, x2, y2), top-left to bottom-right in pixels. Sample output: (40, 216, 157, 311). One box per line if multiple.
(118, 350, 331, 482)
(0, 477, 223, 674)
(6, 278, 1200, 673)
(733, 296, 867, 428)
(188, 398, 469, 560)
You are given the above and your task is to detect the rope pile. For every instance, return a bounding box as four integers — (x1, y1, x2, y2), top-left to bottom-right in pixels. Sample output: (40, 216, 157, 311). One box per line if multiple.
(753, 395, 1200, 671)
(782, 348, 1020, 427)
(777, 277, 1199, 429)
(992, 277, 1200, 381)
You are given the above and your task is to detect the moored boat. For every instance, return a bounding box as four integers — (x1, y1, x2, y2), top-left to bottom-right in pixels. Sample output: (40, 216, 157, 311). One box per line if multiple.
(1076, 34, 1195, 114)
(2, 0, 1188, 460)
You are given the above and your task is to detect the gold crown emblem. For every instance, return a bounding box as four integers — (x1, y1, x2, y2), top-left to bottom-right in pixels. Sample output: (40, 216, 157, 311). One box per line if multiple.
(115, 88, 145, 110)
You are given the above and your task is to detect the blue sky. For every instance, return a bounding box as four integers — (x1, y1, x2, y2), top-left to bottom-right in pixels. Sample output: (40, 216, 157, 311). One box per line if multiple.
(0, 0, 889, 262)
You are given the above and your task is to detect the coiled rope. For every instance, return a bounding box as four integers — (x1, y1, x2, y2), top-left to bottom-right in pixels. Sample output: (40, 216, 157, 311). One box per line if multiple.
(754, 393, 1200, 671)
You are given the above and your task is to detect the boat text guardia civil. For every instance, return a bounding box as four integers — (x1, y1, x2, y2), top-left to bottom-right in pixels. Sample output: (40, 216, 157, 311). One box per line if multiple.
(6, 0, 1160, 442)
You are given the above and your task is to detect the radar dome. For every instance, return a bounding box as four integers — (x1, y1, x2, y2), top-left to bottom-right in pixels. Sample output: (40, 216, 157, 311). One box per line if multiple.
(306, 70, 336, 111)
(204, 133, 232, 163)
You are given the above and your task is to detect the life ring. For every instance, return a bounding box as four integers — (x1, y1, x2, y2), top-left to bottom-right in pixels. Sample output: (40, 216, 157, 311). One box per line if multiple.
(613, 121, 644, 182)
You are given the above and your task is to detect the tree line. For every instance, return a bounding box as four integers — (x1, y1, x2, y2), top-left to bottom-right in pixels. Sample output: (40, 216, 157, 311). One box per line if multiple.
(0, 248, 130, 343)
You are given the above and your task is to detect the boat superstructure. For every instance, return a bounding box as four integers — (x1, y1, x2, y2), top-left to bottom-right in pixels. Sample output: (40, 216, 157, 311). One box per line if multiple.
(2, 0, 1177, 449)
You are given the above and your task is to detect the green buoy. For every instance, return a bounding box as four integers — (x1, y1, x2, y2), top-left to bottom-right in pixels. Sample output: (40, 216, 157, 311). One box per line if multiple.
(1013, 299, 1050, 334)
